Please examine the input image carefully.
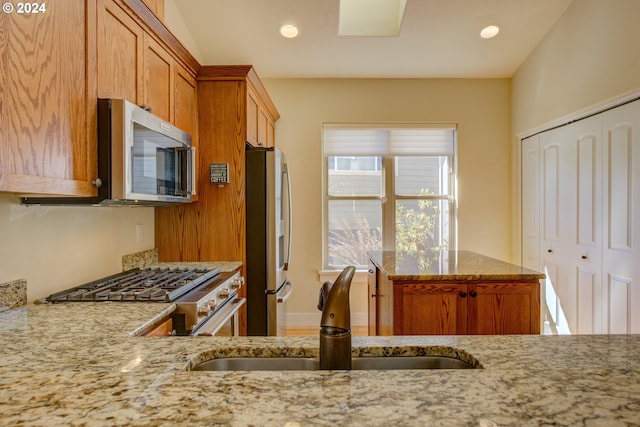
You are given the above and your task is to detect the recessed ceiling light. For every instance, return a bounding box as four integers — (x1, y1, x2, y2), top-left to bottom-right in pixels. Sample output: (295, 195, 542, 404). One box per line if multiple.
(280, 24, 300, 39)
(479, 25, 500, 39)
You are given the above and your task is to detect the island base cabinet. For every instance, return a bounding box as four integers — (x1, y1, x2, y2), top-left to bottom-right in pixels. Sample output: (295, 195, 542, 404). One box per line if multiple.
(393, 282, 540, 335)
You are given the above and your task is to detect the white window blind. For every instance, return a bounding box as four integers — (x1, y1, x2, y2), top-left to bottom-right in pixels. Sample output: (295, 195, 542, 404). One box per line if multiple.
(323, 124, 456, 156)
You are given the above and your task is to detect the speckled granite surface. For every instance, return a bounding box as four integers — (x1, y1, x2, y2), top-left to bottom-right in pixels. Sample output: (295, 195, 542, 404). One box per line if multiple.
(369, 250, 545, 281)
(122, 248, 159, 271)
(122, 248, 242, 273)
(0, 279, 27, 312)
(0, 302, 638, 426)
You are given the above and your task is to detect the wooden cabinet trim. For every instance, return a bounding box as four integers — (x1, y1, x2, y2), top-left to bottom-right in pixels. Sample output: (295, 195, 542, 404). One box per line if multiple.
(197, 65, 280, 121)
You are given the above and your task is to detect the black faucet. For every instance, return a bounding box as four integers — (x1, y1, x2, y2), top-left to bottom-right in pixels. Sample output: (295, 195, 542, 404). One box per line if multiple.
(318, 266, 356, 370)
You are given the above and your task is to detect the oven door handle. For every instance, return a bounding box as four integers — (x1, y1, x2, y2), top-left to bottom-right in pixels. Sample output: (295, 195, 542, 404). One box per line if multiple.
(192, 298, 246, 336)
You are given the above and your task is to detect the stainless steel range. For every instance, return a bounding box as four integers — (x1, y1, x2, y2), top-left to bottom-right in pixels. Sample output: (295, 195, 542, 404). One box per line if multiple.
(46, 267, 245, 336)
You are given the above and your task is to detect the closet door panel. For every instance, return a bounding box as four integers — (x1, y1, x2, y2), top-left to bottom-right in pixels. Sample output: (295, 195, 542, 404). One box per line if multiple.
(571, 116, 603, 333)
(603, 100, 639, 333)
(521, 136, 540, 270)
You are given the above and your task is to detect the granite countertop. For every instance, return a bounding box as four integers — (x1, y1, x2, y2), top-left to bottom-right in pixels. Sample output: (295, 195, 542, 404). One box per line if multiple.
(0, 303, 638, 426)
(369, 250, 545, 281)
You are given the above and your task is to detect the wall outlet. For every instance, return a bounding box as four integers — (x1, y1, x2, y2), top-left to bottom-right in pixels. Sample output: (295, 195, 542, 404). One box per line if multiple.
(136, 224, 143, 242)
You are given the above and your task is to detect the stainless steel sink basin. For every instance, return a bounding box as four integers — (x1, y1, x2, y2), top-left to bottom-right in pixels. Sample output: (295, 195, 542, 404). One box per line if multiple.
(191, 355, 476, 371)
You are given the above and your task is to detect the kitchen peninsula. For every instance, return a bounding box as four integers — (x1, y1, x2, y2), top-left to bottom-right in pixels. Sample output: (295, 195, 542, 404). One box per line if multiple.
(368, 250, 545, 336)
(0, 302, 639, 426)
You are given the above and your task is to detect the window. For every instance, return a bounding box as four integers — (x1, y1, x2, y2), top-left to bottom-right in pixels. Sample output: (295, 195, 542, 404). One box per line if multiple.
(323, 125, 456, 269)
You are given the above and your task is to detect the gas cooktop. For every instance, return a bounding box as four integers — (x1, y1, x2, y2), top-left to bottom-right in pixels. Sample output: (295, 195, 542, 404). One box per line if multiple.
(46, 267, 221, 303)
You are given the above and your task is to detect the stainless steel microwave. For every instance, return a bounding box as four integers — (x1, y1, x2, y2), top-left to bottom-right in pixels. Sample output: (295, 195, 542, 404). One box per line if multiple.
(22, 99, 195, 206)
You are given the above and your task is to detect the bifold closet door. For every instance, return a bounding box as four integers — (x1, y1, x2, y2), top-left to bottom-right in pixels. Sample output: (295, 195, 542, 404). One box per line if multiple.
(602, 100, 640, 334)
(567, 115, 603, 334)
(539, 125, 573, 334)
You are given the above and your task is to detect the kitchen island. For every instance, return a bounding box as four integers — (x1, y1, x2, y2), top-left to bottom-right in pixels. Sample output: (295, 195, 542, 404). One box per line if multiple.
(368, 250, 545, 336)
(1, 302, 639, 426)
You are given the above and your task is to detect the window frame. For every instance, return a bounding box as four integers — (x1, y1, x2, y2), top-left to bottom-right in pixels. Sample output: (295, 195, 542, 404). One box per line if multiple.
(322, 125, 457, 270)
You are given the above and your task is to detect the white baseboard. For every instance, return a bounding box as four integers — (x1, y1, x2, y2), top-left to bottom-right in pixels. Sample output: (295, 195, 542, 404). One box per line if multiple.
(286, 311, 368, 327)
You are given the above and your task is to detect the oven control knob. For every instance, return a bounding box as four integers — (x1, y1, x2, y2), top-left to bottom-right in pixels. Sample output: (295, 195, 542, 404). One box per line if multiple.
(198, 304, 211, 315)
(231, 277, 244, 289)
(219, 289, 231, 299)
(208, 300, 218, 311)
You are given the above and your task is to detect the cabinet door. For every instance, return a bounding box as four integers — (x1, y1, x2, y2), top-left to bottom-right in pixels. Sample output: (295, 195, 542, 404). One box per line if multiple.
(602, 100, 640, 334)
(97, 0, 143, 104)
(143, 34, 173, 122)
(0, 0, 97, 195)
(367, 263, 378, 336)
(393, 283, 467, 335)
(377, 269, 395, 336)
(246, 87, 259, 146)
(468, 282, 540, 334)
(174, 65, 197, 136)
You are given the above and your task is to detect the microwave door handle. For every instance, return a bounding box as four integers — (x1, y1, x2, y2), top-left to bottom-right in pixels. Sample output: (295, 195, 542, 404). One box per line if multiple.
(175, 147, 189, 197)
(190, 146, 197, 196)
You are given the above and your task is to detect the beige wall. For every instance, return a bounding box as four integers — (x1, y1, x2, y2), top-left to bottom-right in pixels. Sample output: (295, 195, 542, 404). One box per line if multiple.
(512, 0, 640, 135)
(163, 0, 204, 63)
(0, 194, 154, 302)
(263, 78, 511, 323)
(511, 0, 640, 260)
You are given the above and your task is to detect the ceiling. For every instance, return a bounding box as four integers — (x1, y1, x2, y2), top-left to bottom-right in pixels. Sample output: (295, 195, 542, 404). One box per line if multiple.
(172, 0, 574, 79)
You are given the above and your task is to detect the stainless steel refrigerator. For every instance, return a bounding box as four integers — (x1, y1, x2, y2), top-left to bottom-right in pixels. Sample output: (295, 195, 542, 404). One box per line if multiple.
(245, 145, 293, 335)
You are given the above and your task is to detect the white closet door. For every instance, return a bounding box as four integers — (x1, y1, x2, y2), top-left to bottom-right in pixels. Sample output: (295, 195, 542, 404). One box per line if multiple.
(540, 125, 574, 334)
(522, 135, 540, 271)
(568, 115, 603, 334)
(521, 136, 544, 333)
(602, 100, 640, 334)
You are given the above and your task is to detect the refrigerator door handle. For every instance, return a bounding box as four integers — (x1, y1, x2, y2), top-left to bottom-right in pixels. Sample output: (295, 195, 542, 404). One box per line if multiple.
(283, 163, 292, 270)
(276, 281, 294, 303)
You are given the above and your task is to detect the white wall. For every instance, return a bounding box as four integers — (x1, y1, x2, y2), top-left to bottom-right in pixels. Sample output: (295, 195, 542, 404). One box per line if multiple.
(0, 194, 154, 302)
(263, 78, 511, 325)
(511, 0, 640, 261)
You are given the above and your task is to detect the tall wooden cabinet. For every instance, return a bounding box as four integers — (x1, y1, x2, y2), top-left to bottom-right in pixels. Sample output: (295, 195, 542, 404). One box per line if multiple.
(522, 99, 640, 334)
(154, 66, 280, 335)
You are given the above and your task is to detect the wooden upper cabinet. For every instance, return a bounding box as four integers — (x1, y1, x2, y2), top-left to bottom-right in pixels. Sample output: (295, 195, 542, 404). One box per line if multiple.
(246, 88, 260, 146)
(0, 0, 197, 197)
(174, 66, 198, 137)
(97, 0, 143, 104)
(246, 82, 277, 147)
(143, 34, 173, 121)
(0, 0, 98, 195)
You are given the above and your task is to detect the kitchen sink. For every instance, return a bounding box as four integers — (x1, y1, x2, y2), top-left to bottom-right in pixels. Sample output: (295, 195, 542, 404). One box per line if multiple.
(191, 355, 476, 371)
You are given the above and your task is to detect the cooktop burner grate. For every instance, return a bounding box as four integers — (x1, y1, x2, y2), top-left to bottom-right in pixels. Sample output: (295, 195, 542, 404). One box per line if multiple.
(46, 267, 221, 303)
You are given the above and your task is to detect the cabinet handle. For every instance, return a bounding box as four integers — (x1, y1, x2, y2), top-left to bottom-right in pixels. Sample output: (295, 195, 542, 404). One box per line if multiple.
(371, 294, 377, 298)
(547, 249, 553, 253)
(368, 269, 374, 274)
(459, 291, 467, 298)
(470, 290, 477, 298)
(581, 255, 588, 260)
